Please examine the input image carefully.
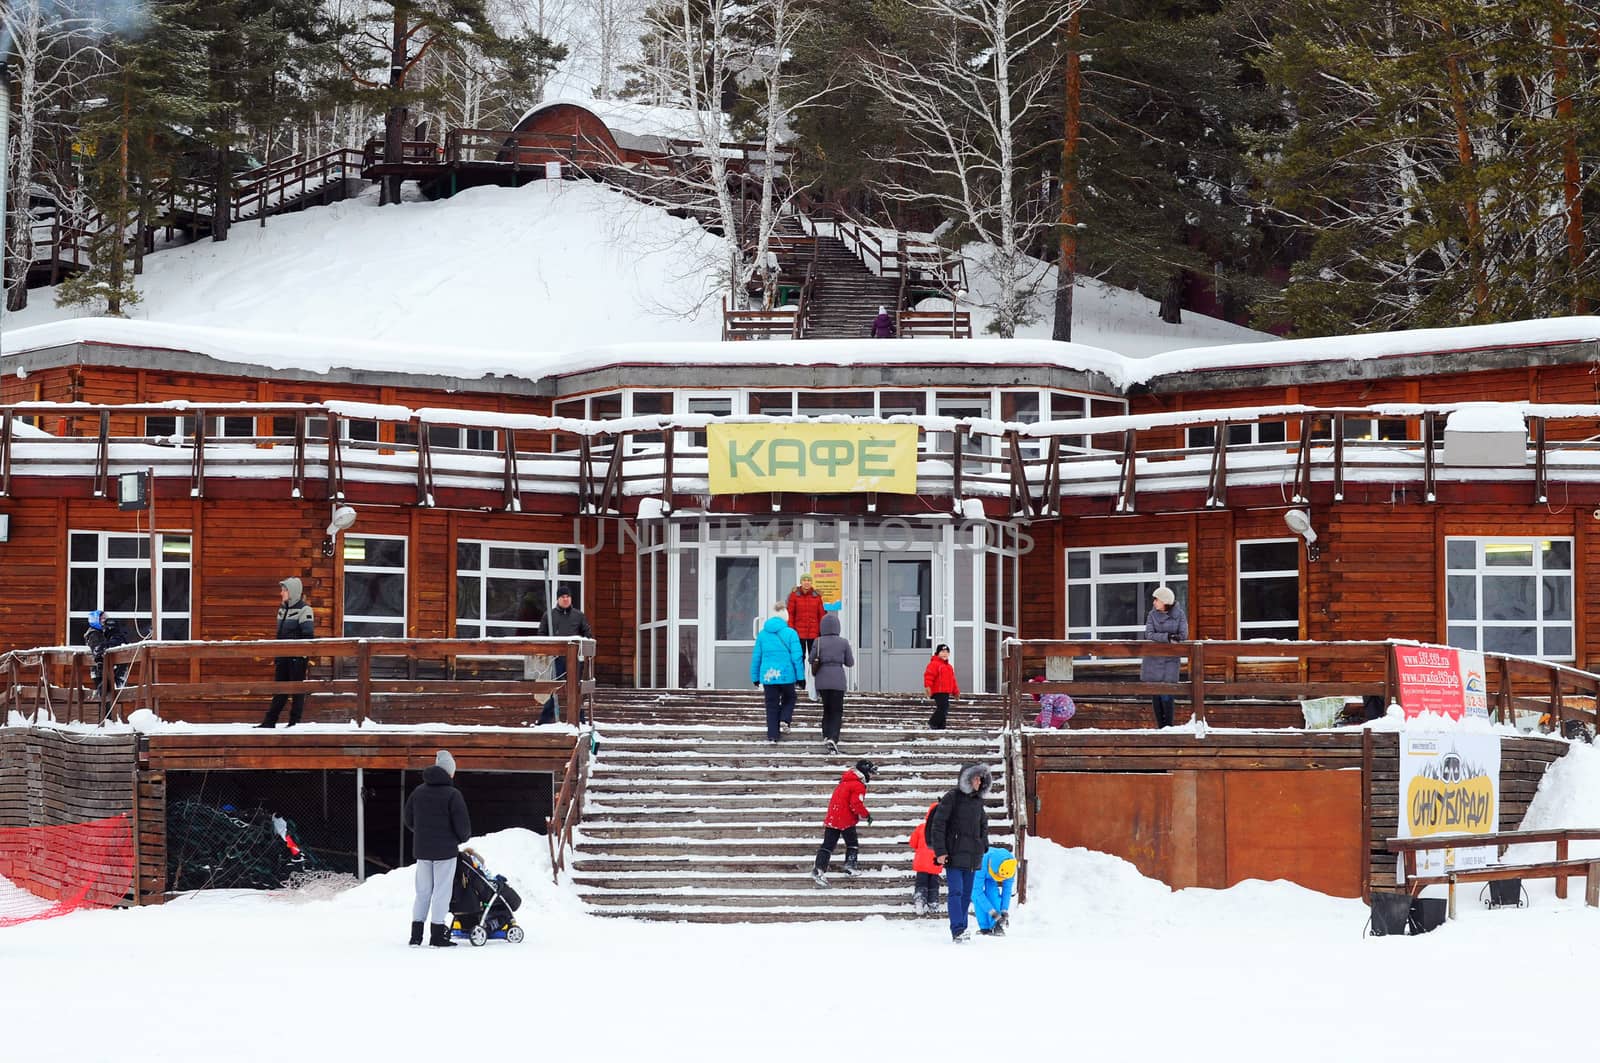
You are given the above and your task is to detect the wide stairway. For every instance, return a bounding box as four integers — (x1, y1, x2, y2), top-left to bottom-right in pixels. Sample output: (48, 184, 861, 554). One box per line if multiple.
(573, 689, 1014, 922)
(777, 217, 904, 340)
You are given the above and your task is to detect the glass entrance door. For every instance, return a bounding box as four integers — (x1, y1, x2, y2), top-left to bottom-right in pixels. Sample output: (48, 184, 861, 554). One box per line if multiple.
(856, 551, 935, 691)
(708, 550, 800, 687)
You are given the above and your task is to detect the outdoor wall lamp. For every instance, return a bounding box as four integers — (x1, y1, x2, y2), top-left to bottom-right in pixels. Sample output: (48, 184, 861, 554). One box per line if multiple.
(1284, 509, 1320, 562)
(322, 504, 357, 558)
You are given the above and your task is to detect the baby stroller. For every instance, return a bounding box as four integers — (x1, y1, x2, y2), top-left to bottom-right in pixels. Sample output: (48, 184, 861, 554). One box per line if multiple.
(449, 848, 525, 946)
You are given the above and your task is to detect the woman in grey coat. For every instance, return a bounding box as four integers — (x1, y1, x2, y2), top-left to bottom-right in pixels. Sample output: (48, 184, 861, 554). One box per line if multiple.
(1140, 586, 1188, 728)
(810, 612, 855, 753)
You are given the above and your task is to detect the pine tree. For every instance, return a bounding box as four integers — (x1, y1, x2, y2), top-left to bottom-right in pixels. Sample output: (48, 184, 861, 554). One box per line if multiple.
(57, 1, 210, 315)
(333, 1, 565, 206)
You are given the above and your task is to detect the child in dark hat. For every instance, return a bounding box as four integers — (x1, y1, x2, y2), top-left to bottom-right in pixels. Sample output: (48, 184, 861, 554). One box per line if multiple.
(811, 760, 876, 887)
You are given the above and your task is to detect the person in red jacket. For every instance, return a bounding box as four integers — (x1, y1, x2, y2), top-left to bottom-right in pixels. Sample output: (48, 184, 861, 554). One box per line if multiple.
(924, 643, 960, 729)
(786, 575, 827, 661)
(810, 760, 877, 887)
(908, 800, 944, 915)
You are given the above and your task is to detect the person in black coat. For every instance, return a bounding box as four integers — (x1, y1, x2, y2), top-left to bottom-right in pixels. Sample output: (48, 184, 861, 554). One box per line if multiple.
(258, 576, 316, 728)
(403, 749, 472, 947)
(539, 586, 593, 725)
(84, 610, 129, 695)
(928, 762, 992, 943)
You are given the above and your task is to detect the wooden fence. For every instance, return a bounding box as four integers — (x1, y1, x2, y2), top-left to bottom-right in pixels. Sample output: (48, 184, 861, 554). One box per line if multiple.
(1003, 638, 1600, 733)
(0, 637, 596, 728)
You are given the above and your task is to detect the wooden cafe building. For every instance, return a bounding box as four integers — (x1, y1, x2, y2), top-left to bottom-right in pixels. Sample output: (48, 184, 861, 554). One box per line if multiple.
(5, 316, 1600, 909)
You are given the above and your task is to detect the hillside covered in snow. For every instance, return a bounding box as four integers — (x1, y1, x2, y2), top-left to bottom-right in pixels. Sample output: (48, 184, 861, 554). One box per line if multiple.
(5, 180, 1268, 358)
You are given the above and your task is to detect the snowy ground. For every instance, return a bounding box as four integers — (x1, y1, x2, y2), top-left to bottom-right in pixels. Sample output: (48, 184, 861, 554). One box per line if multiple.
(3, 745, 1597, 1060)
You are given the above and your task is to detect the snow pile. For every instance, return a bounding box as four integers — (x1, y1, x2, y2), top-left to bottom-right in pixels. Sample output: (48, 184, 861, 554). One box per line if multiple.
(2, 181, 726, 353)
(1446, 403, 1527, 433)
(0, 872, 55, 921)
(935, 242, 1271, 355)
(327, 828, 584, 919)
(1513, 742, 1600, 864)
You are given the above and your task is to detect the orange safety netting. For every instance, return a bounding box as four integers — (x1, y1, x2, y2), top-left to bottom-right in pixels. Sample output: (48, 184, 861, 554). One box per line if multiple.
(0, 815, 136, 928)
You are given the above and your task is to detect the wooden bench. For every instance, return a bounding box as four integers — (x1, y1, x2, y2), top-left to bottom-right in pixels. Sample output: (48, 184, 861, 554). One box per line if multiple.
(1388, 829, 1600, 918)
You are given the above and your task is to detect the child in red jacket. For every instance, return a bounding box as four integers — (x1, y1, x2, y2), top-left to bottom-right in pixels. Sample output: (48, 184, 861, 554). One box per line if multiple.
(924, 644, 960, 729)
(811, 760, 877, 887)
(908, 800, 944, 915)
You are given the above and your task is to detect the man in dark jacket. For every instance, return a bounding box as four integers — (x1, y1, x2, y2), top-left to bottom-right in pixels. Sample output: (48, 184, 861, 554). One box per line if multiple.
(85, 610, 129, 695)
(539, 586, 593, 725)
(258, 577, 315, 728)
(403, 749, 472, 947)
(928, 762, 993, 943)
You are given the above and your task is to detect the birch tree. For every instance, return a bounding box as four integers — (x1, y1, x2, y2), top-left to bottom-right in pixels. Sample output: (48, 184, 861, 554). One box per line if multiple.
(1, 0, 107, 311)
(857, 0, 1083, 337)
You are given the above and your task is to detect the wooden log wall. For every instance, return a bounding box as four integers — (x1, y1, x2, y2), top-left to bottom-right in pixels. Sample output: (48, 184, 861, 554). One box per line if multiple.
(0, 727, 139, 904)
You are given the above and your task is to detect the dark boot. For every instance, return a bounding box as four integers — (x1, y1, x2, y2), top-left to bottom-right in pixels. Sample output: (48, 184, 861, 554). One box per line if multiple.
(408, 921, 424, 947)
(429, 923, 456, 947)
(842, 850, 859, 876)
(813, 847, 832, 875)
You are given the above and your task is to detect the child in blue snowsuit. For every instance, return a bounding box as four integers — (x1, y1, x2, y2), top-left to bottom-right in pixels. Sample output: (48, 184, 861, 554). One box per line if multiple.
(974, 846, 1017, 936)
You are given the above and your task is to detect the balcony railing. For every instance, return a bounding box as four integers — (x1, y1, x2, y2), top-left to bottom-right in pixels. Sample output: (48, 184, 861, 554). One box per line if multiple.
(2, 400, 1599, 516)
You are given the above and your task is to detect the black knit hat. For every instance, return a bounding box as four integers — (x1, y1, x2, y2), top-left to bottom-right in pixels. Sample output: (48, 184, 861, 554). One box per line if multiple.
(855, 759, 878, 781)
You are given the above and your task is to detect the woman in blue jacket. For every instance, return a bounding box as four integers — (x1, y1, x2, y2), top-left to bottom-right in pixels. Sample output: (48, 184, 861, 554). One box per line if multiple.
(751, 611, 804, 741)
(974, 845, 1017, 936)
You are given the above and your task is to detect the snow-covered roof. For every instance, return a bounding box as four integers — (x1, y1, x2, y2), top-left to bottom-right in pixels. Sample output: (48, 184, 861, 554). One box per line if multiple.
(5, 315, 1600, 398)
(1130, 316, 1600, 387)
(517, 97, 729, 144)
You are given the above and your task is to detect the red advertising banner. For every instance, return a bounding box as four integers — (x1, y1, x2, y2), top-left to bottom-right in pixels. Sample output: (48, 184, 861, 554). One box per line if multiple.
(1393, 645, 1467, 720)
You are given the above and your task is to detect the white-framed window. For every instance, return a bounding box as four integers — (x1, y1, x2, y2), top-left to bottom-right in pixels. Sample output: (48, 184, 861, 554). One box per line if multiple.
(395, 424, 498, 452)
(1238, 539, 1299, 639)
(455, 540, 583, 638)
(1446, 537, 1574, 659)
(683, 393, 735, 450)
(1309, 415, 1407, 442)
(270, 415, 378, 442)
(343, 535, 407, 636)
(1186, 420, 1289, 450)
(145, 414, 256, 440)
(68, 531, 192, 642)
(1066, 543, 1189, 640)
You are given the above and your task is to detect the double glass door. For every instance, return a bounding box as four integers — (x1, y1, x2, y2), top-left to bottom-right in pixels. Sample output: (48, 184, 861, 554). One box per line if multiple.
(709, 552, 800, 688)
(855, 552, 936, 692)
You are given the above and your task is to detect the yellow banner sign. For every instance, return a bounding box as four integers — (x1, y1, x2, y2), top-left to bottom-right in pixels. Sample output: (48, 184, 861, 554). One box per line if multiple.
(707, 423, 918, 495)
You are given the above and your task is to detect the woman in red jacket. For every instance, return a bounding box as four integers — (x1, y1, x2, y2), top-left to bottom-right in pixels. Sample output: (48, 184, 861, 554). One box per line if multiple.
(810, 760, 876, 887)
(786, 575, 827, 660)
(924, 643, 959, 729)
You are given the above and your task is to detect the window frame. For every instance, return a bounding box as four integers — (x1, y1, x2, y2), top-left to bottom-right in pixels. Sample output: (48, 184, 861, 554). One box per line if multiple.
(67, 530, 193, 643)
(341, 534, 408, 637)
(1065, 542, 1190, 641)
(1236, 537, 1301, 640)
(1445, 536, 1574, 661)
(454, 538, 584, 639)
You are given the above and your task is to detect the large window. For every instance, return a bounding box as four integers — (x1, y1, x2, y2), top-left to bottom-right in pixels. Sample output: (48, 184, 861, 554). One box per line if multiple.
(455, 540, 583, 638)
(68, 531, 192, 642)
(1238, 539, 1299, 639)
(1186, 420, 1288, 450)
(343, 536, 407, 636)
(1446, 537, 1574, 659)
(145, 414, 256, 440)
(1066, 544, 1189, 640)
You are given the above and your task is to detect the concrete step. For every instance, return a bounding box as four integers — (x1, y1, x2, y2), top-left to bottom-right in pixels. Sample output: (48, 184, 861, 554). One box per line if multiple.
(588, 906, 935, 922)
(570, 869, 912, 887)
(582, 887, 916, 907)
(582, 802, 977, 819)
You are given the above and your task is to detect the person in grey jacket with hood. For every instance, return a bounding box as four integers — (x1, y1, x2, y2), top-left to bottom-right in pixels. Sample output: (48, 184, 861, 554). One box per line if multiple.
(809, 612, 855, 753)
(1141, 586, 1188, 728)
(404, 750, 472, 947)
(258, 576, 316, 728)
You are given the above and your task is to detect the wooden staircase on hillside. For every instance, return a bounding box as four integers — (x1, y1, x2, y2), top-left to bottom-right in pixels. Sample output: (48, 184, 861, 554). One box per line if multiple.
(572, 690, 1014, 923)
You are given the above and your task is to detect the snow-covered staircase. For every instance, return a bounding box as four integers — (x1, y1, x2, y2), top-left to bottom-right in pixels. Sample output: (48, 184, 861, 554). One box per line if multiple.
(571, 693, 1012, 922)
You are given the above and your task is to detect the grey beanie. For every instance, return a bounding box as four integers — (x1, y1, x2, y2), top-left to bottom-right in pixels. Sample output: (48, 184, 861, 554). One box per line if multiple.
(435, 749, 456, 776)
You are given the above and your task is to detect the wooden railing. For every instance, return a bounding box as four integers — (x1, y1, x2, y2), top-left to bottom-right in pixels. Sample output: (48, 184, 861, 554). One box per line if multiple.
(898, 309, 973, 338)
(7, 400, 1600, 518)
(0, 637, 596, 728)
(834, 214, 966, 289)
(1387, 829, 1600, 915)
(547, 735, 593, 883)
(1003, 638, 1600, 733)
(721, 299, 803, 340)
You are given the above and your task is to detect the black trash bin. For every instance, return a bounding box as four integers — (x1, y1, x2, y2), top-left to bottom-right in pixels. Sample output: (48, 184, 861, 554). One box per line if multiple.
(1409, 897, 1448, 934)
(1369, 891, 1412, 936)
